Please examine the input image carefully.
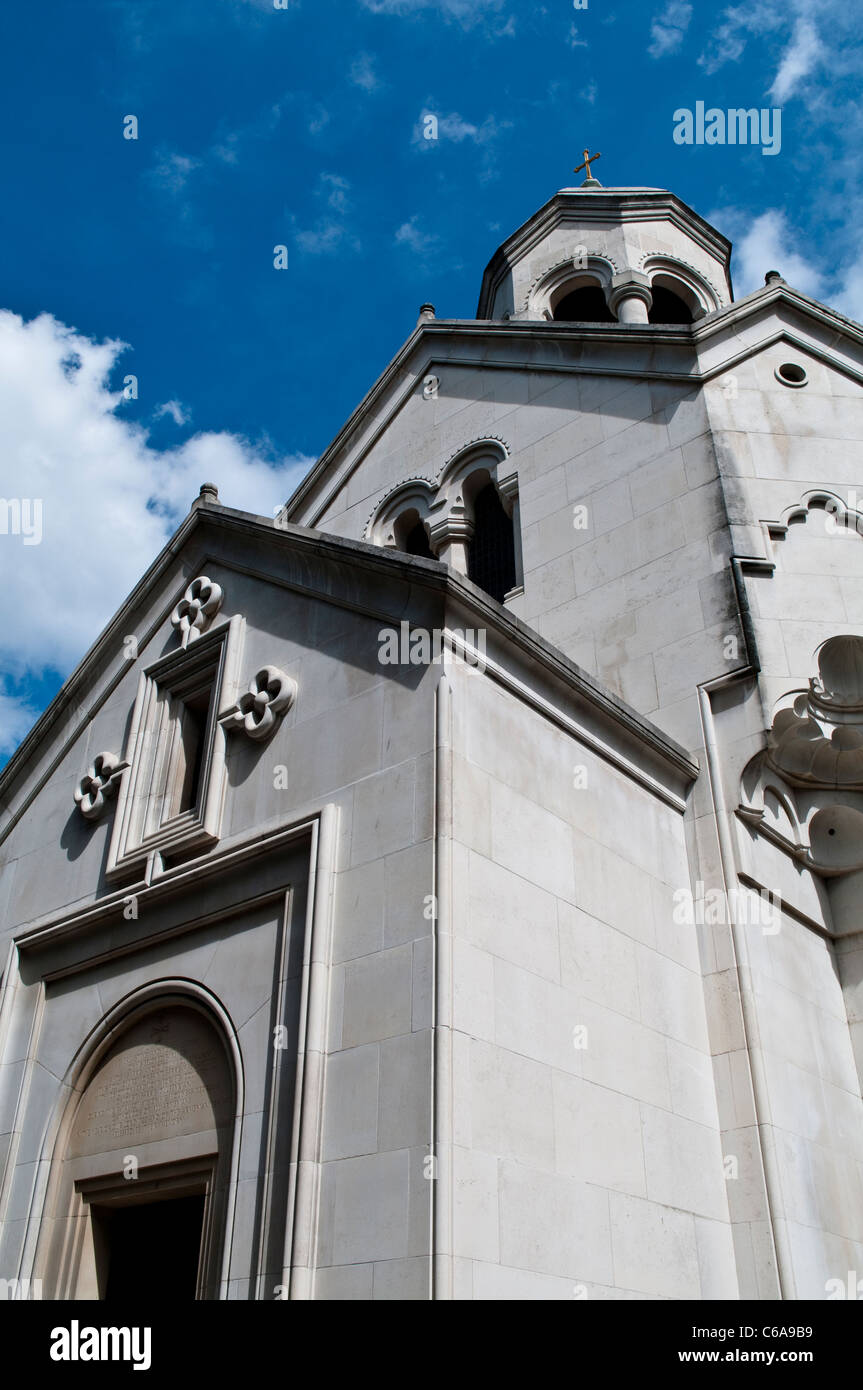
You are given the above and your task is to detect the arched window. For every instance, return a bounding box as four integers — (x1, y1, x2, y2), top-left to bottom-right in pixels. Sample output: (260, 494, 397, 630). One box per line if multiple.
(468, 482, 517, 603)
(403, 517, 435, 558)
(647, 285, 693, 325)
(553, 285, 616, 323)
(389, 506, 435, 559)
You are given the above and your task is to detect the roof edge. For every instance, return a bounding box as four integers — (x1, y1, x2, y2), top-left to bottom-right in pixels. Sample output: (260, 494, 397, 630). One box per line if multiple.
(0, 504, 697, 822)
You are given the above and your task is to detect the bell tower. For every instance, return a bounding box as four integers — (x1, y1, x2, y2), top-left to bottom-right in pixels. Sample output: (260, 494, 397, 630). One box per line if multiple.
(476, 174, 732, 326)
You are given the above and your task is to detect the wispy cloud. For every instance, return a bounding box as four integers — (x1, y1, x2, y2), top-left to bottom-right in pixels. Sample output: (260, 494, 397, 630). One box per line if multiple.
(307, 104, 330, 134)
(412, 107, 512, 183)
(697, 1, 791, 77)
(145, 150, 213, 248)
(149, 151, 201, 195)
(350, 51, 382, 91)
(294, 172, 360, 255)
(360, 0, 505, 28)
(210, 99, 288, 166)
(320, 172, 350, 213)
(647, 0, 691, 58)
(412, 109, 510, 147)
(394, 215, 439, 254)
(770, 16, 823, 101)
(154, 399, 190, 427)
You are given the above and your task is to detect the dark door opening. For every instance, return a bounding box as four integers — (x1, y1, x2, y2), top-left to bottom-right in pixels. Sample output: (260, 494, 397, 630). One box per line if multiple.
(94, 1192, 205, 1301)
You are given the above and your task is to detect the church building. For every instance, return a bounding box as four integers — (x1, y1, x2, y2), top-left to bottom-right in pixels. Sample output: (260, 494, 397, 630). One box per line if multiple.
(1, 169, 863, 1300)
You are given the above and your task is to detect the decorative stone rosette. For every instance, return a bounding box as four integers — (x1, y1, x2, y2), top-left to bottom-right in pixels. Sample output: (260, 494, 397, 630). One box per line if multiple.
(74, 752, 127, 821)
(171, 576, 223, 647)
(220, 666, 296, 742)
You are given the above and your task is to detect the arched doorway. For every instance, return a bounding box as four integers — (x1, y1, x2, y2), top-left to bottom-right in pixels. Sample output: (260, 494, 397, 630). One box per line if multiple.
(39, 999, 236, 1300)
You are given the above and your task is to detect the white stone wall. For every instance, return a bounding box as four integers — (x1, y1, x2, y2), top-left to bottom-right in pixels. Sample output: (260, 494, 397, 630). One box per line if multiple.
(444, 661, 736, 1298)
(308, 353, 736, 754)
(706, 343, 863, 713)
(0, 531, 441, 1299)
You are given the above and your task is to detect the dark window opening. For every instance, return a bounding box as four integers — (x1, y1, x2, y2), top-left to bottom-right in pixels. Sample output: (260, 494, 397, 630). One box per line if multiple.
(468, 483, 517, 604)
(647, 286, 693, 324)
(404, 518, 435, 559)
(94, 1193, 205, 1301)
(177, 688, 211, 814)
(553, 286, 616, 323)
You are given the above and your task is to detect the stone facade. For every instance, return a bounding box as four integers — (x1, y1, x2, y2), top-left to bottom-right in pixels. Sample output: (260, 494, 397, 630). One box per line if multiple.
(1, 182, 862, 1299)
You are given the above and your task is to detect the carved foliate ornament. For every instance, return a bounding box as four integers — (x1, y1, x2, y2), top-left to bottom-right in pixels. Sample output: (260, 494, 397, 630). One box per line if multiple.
(766, 636, 863, 790)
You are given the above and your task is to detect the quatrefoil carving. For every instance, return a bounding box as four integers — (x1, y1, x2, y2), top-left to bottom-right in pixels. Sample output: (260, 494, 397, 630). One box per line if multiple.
(74, 751, 127, 821)
(220, 665, 296, 742)
(171, 575, 223, 647)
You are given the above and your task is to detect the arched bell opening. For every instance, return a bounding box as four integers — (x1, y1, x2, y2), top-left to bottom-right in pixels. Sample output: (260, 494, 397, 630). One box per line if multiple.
(393, 507, 435, 559)
(551, 281, 616, 323)
(646, 273, 701, 324)
(464, 470, 518, 603)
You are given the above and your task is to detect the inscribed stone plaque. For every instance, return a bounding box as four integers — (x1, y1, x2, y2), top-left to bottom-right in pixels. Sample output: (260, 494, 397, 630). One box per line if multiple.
(68, 1008, 233, 1157)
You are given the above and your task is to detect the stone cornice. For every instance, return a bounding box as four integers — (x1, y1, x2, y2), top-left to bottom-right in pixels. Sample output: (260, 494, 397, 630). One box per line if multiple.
(12, 816, 317, 957)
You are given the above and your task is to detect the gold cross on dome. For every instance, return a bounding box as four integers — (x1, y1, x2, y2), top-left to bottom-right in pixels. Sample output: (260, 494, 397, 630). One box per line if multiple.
(573, 148, 601, 180)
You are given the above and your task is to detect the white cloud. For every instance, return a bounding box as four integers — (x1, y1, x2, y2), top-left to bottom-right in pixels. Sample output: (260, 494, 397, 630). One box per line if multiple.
(835, 254, 863, 323)
(698, 19, 747, 74)
(647, 0, 692, 58)
(696, 0, 835, 87)
(568, 23, 587, 49)
(394, 215, 439, 254)
(697, 0, 785, 75)
(769, 17, 823, 101)
(295, 222, 354, 254)
(413, 110, 510, 148)
(0, 685, 40, 758)
(714, 207, 824, 298)
(0, 309, 314, 722)
(154, 399, 189, 427)
(412, 108, 511, 184)
(350, 52, 382, 91)
(715, 204, 863, 323)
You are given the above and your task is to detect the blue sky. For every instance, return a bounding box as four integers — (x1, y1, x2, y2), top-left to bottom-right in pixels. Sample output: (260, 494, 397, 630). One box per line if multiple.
(1, 0, 862, 760)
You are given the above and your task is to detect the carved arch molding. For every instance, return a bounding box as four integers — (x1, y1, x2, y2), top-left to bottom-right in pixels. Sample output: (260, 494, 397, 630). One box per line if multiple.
(364, 437, 519, 578)
(738, 635, 863, 878)
(38, 1000, 236, 1299)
